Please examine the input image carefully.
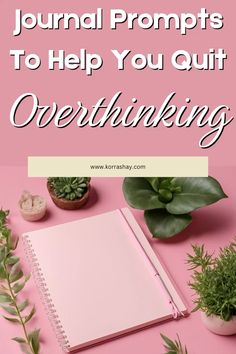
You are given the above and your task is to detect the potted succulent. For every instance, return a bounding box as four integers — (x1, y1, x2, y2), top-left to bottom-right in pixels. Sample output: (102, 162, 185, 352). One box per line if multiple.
(123, 177, 227, 238)
(187, 240, 236, 335)
(47, 177, 91, 210)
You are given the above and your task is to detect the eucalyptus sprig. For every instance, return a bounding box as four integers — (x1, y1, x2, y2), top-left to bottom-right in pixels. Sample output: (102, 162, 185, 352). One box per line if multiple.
(161, 333, 188, 354)
(0, 209, 40, 354)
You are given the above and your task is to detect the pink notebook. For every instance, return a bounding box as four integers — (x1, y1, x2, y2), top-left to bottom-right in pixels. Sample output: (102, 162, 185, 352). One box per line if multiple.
(23, 208, 187, 352)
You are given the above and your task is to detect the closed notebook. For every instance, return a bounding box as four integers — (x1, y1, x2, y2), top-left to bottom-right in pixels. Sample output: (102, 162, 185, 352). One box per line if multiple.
(23, 208, 187, 352)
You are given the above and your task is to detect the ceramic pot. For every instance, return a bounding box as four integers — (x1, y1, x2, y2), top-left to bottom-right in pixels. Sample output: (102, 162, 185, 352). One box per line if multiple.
(201, 312, 236, 335)
(47, 182, 90, 210)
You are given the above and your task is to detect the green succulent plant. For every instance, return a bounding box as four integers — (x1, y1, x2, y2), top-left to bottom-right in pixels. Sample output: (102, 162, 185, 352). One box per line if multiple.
(48, 177, 90, 201)
(123, 177, 227, 238)
(187, 240, 236, 321)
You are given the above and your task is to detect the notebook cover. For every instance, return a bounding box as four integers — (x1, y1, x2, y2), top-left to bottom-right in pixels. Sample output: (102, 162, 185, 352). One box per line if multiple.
(23, 208, 187, 352)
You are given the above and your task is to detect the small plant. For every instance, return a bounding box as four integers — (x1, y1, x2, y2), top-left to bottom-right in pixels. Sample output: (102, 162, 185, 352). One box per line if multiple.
(123, 177, 227, 238)
(48, 177, 90, 201)
(161, 333, 188, 354)
(187, 240, 236, 321)
(0, 209, 40, 354)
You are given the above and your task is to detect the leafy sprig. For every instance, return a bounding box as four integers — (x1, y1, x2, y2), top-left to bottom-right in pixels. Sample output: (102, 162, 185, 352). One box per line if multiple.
(161, 333, 188, 354)
(0, 209, 40, 354)
(187, 240, 236, 321)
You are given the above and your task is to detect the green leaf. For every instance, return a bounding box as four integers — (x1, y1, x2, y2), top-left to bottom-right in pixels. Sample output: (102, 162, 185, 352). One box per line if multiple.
(24, 307, 36, 323)
(3, 315, 20, 323)
(6, 256, 19, 265)
(0, 246, 7, 262)
(12, 281, 26, 294)
(145, 177, 160, 192)
(0, 284, 8, 292)
(10, 269, 24, 283)
(166, 177, 227, 215)
(2, 305, 18, 316)
(9, 262, 20, 277)
(0, 293, 12, 303)
(145, 209, 192, 238)
(25, 273, 31, 282)
(7, 233, 15, 251)
(123, 178, 165, 210)
(160, 333, 177, 349)
(18, 299, 29, 312)
(0, 264, 7, 279)
(12, 337, 27, 344)
(161, 333, 188, 354)
(0, 209, 9, 223)
(20, 343, 32, 354)
(29, 329, 40, 354)
(9, 263, 23, 283)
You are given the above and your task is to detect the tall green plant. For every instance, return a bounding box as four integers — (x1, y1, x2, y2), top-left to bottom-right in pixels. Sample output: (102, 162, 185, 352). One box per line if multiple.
(0, 210, 40, 354)
(187, 240, 236, 321)
(123, 177, 227, 238)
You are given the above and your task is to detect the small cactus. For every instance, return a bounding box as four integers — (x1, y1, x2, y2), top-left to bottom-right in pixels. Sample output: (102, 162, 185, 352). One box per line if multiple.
(48, 177, 90, 201)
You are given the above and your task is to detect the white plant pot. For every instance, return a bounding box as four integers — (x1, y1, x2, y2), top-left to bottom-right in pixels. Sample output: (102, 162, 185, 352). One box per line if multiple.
(201, 312, 236, 335)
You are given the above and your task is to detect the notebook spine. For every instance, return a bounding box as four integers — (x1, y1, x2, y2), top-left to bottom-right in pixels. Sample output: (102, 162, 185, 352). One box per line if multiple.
(23, 235, 70, 352)
(119, 209, 185, 319)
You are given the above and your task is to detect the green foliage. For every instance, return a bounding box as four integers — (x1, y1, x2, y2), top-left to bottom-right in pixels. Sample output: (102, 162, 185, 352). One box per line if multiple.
(123, 177, 227, 238)
(0, 209, 40, 354)
(48, 177, 90, 201)
(161, 333, 188, 354)
(187, 240, 236, 321)
(144, 209, 192, 239)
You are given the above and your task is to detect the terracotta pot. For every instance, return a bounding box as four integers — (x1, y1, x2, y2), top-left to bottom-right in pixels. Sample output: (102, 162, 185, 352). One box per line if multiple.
(201, 312, 236, 335)
(47, 182, 90, 210)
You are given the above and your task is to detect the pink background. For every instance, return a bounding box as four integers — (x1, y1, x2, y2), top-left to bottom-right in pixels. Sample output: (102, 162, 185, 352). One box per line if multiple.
(1, 1, 236, 354)
(0, 1, 235, 166)
(0, 166, 236, 354)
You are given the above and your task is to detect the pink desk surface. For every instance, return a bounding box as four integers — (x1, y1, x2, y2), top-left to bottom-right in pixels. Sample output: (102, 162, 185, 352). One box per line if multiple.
(0, 166, 235, 354)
